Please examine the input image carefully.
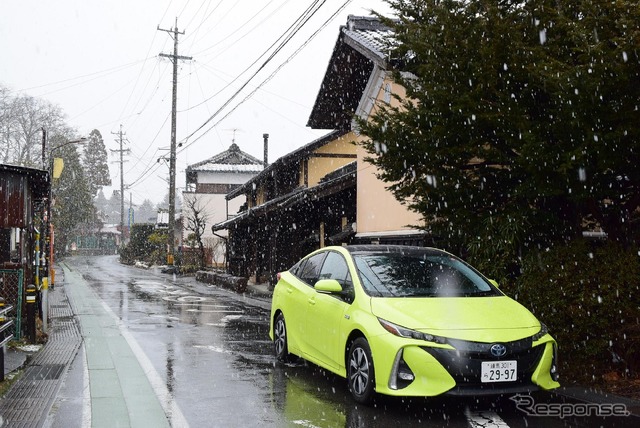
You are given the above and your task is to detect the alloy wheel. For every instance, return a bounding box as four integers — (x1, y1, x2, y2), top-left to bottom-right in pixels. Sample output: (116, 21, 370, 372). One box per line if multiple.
(348, 338, 375, 404)
(274, 314, 289, 361)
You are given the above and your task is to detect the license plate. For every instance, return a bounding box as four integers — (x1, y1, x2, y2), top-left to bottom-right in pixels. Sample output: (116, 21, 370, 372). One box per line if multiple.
(481, 360, 517, 383)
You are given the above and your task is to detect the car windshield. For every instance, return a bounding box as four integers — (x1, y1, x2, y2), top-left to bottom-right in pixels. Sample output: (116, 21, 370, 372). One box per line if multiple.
(352, 251, 500, 298)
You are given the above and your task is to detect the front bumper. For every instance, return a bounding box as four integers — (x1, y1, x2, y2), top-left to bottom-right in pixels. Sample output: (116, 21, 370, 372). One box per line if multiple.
(372, 335, 560, 397)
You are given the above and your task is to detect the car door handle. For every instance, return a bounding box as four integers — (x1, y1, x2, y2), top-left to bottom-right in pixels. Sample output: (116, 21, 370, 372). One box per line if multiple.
(308, 297, 316, 305)
(286, 287, 293, 294)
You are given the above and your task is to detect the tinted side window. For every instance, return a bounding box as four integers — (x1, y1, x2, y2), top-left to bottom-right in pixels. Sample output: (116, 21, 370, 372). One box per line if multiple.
(289, 258, 306, 277)
(318, 251, 354, 302)
(319, 252, 350, 284)
(298, 252, 326, 285)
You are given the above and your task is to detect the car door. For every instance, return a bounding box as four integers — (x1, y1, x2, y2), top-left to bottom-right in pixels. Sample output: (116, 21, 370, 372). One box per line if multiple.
(288, 251, 326, 355)
(304, 251, 352, 370)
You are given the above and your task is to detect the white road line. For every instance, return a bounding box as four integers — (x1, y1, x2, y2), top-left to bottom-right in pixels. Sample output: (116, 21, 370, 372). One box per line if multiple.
(100, 300, 190, 428)
(465, 406, 511, 428)
(82, 346, 91, 428)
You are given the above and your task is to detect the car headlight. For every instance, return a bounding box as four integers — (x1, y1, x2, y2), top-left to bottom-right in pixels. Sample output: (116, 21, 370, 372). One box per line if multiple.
(531, 322, 549, 341)
(378, 318, 447, 344)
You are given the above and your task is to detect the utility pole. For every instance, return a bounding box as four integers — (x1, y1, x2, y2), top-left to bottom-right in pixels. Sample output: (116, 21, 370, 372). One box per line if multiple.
(158, 19, 192, 266)
(111, 125, 130, 243)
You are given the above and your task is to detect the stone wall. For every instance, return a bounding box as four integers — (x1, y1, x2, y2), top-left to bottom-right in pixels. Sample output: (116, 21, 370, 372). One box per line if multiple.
(195, 270, 248, 293)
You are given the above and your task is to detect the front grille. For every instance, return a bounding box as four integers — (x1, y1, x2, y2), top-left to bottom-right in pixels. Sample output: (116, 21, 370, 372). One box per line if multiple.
(422, 338, 544, 388)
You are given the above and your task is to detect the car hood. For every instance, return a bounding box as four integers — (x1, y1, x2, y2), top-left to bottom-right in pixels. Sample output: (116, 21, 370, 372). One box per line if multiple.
(370, 296, 542, 342)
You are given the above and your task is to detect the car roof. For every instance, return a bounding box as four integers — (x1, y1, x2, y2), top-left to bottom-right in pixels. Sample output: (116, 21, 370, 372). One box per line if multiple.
(342, 245, 450, 257)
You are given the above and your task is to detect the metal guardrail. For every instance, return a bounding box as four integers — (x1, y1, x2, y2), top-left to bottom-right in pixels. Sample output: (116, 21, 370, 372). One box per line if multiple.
(0, 304, 14, 347)
(0, 304, 15, 381)
(0, 269, 23, 340)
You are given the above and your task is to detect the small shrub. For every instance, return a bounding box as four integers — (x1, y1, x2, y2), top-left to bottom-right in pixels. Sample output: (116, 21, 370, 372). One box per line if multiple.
(119, 224, 165, 265)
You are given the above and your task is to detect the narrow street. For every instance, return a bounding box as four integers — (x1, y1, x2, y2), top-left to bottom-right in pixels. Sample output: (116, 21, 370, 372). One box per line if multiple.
(38, 255, 638, 427)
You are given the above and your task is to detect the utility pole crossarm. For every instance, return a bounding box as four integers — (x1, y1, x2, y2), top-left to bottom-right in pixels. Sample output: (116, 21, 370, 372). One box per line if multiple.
(159, 53, 193, 62)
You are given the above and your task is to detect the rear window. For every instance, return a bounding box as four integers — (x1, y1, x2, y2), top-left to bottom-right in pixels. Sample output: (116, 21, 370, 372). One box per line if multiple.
(352, 251, 500, 298)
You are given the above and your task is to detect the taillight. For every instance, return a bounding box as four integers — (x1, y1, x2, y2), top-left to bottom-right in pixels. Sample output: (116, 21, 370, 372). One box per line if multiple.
(277, 272, 282, 281)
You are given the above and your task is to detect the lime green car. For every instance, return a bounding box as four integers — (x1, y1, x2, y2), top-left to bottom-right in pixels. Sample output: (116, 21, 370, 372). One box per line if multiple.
(269, 245, 559, 404)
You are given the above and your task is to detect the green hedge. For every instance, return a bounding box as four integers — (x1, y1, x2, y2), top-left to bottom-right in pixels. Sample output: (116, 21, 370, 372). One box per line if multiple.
(119, 224, 166, 266)
(505, 239, 640, 384)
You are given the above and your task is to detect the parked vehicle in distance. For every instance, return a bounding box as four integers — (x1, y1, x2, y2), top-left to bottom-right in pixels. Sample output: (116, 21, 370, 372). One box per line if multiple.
(269, 245, 559, 403)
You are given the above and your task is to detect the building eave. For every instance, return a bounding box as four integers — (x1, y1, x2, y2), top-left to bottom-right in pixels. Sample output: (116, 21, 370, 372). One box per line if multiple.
(225, 130, 348, 200)
(213, 166, 356, 232)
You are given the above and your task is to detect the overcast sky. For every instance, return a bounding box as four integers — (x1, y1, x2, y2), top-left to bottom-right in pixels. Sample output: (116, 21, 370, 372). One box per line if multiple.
(1, 0, 391, 206)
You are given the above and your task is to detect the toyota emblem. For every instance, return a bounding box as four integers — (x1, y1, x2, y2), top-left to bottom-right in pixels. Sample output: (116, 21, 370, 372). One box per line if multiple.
(490, 343, 507, 357)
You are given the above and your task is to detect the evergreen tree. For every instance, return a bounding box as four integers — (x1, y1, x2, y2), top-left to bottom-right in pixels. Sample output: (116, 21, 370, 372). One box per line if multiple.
(82, 129, 111, 195)
(136, 199, 157, 224)
(106, 190, 122, 225)
(359, 0, 640, 277)
(159, 191, 182, 214)
(50, 135, 96, 254)
(94, 189, 109, 223)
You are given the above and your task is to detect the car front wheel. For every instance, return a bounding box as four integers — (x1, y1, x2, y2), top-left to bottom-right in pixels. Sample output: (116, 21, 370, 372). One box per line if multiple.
(274, 313, 289, 362)
(348, 337, 375, 404)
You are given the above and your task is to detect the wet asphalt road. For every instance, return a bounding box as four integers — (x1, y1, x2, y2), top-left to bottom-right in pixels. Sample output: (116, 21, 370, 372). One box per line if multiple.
(63, 255, 637, 428)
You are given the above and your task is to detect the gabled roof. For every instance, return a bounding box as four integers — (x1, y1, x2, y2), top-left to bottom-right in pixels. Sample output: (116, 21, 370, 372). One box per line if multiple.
(226, 130, 348, 200)
(186, 143, 264, 177)
(307, 16, 394, 130)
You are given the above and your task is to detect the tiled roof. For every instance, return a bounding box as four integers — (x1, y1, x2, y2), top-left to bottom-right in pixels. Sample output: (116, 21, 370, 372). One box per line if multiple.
(343, 15, 394, 61)
(226, 130, 347, 199)
(187, 143, 264, 173)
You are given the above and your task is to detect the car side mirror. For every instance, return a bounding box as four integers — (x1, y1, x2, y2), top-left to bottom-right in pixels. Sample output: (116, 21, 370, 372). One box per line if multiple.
(489, 279, 499, 289)
(314, 279, 343, 294)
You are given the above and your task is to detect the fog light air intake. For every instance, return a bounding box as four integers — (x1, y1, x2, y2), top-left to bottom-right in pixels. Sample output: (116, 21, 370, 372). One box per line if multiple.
(551, 343, 559, 382)
(389, 349, 415, 390)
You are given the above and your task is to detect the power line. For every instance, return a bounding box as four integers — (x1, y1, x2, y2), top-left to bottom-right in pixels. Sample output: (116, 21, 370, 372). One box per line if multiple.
(9, 58, 149, 94)
(190, 0, 283, 58)
(123, 119, 172, 190)
(178, 0, 329, 144)
(179, 0, 353, 152)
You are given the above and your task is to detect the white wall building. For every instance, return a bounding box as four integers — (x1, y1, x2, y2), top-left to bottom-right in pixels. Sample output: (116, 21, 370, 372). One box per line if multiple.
(183, 143, 263, 265)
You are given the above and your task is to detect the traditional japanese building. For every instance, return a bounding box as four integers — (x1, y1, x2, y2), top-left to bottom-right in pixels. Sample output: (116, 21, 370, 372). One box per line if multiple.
(213, 131, 357, 282)
(211, 15, 427, 283)
(307, 15, 425, 246)
(183, 143, 264, 266)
